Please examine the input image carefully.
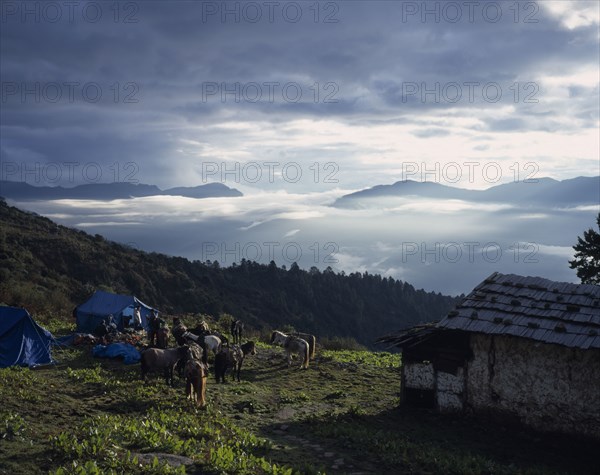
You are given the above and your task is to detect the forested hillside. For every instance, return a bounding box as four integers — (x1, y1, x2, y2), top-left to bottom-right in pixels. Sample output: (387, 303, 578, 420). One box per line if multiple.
(0, 199, 457, 346)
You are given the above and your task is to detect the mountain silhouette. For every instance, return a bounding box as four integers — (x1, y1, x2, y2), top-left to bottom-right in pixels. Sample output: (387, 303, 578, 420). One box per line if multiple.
(0, 181, 243, 201)
(333, 176, 599, 208)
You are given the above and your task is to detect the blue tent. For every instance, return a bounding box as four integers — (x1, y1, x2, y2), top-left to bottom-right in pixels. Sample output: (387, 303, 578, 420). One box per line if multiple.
(0, 306, 55, 368)
(75, 290, 157, 333)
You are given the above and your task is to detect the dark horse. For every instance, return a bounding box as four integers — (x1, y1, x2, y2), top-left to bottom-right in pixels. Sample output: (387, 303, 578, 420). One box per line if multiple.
(140, 346, 188, 386)
(214, 341, 256, 383)
(156, 325, 170, 349)
(230, 319, 244, 345)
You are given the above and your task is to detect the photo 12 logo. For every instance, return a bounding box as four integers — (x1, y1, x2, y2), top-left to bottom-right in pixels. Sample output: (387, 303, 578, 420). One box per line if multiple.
(400, 1, 540, 24)
(399, 161, 540, 185)
(201, 241, 339, 265)
(400, 241, 539, 264)
(201, 161, 339, 184)
(201, 81, 339, 104)
(1, 1, 140, 24)
(401, 81, 539, 104)
(1, 81, 140, 104)
(1, 161, 140, 184)
(200, 1, 340, 23)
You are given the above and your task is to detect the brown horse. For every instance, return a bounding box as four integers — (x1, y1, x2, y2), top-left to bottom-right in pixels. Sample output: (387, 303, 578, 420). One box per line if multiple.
(156, 326, 170, 348)
(215, 341, 256, 383)
(230, 319, 244, 345)
(140, 346, 187, 386)
(293, 332, 316, 359)
(184, 353, 208, 408)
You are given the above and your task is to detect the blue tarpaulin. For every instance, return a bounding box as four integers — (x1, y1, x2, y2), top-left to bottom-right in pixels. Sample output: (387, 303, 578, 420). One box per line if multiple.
(75, 290, 157, 333)
(92, 343, 141, 364)
(54, 334, 77, 346)
(0, 306, 55, 368)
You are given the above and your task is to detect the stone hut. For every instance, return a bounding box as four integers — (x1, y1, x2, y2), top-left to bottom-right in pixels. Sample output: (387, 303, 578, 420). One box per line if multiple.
(379, 272, 600, 440)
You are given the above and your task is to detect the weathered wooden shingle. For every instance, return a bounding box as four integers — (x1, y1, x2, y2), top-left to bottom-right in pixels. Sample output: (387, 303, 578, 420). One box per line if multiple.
(435, 272, 600, 349)
(379, 273, 600, 350)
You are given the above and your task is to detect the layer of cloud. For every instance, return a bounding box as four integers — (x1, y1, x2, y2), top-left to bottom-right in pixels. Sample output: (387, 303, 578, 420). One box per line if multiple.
(7, 191, 596, 295)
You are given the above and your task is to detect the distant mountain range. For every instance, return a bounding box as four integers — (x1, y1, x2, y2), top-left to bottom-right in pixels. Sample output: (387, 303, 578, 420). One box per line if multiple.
(0, 181, 243, 200)
(333, 176, 600, 208)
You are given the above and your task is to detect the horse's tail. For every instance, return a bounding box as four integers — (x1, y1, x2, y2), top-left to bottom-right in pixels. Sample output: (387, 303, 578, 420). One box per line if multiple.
(308, 335, 316, 360)
(303, 341, 310, 369)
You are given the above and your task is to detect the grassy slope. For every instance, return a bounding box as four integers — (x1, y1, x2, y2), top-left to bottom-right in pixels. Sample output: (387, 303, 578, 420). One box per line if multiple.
(0, 323, 596, 475)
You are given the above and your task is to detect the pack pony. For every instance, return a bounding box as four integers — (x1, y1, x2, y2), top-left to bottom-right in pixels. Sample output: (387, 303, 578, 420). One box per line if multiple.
(293, 332, 316, 360)
(230, 319, 244, 344)
(270, 330, 310, 369)
(215, 341, 257, 383)
(182, 331, 222, 355)
(156, 325, 170, 348)
(184, 346, 208, 408)
(140, 346, 188, 386)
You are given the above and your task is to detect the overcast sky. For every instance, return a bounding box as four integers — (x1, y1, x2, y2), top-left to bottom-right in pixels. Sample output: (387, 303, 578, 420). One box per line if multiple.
(1, 0, 599, 193)
(1, 1, 599, 294)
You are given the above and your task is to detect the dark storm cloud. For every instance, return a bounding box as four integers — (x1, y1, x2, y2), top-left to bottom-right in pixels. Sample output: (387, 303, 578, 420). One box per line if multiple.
(1, 1, 598, 187)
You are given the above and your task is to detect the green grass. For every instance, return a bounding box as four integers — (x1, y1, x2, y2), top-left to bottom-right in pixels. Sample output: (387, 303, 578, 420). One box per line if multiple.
(0, 339, 596, 474)
(320, 349, 401, 368)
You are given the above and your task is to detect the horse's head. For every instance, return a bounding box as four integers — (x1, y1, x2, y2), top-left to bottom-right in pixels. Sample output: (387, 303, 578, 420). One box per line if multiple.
(271, 330, 287, 346)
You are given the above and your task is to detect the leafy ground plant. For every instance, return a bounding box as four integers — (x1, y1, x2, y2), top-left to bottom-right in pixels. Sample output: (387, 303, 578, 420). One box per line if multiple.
(1, 412, 26, 441)
(0, 341, 596, 474)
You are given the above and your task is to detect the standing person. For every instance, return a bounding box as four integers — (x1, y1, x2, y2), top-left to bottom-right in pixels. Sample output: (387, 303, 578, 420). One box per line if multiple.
(133, 305, 142, 330)
(148, 309, 159, 346)
(107, 314, 117, 333)
(172, 317, 188, 345)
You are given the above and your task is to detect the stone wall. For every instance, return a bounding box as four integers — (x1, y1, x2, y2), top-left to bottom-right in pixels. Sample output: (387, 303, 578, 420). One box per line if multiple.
(436, 368, 464, 412)
(466, 334, 600, 439)
(402, 334, 600, 439)
(403, 362, 465, 411)
(404, 363, 434, 390)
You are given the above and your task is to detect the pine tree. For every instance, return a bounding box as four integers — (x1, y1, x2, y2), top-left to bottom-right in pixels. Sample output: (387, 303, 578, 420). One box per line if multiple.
(569, 213, 600, 284)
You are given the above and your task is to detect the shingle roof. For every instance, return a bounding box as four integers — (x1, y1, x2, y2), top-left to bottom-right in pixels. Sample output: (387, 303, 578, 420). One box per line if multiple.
(379, 273, 600, 350)
(438, 272, 600, 349)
